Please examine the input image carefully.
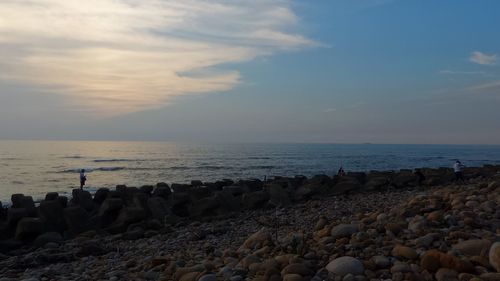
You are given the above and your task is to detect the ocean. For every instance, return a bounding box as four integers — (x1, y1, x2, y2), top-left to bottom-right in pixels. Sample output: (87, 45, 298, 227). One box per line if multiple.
(1, 140, 500, 203)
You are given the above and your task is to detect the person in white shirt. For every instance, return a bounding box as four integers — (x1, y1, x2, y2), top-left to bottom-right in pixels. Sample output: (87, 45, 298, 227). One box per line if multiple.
(453, 160, 465, 182)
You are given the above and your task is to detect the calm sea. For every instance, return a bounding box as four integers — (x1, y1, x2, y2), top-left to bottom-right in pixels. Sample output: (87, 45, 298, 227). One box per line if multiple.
(1, 140, 500, 203)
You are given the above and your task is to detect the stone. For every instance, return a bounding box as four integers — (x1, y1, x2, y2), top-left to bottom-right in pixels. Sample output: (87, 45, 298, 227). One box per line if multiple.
(45, 192, 59, 201)
(33, 232, 63, 247)
(239, 228, 273, 251)
(198, 274, 217, 281)
(72, 189, 94, 211)
(490, 242, 500, 272)
(153, 184, 171, 199)
(479, 273, 500, 281)
(452, 239, 492, 257)
(15, 217, 43, 241)
(38, 200, 65, 232)
(435, 268, 458, 281)
(330, 224, 359, 239)
(93, 188, 110, 204)
(392, 245, 418, 260)
(421, 250, 442, 272)
(281, 263, 313, 276)
(372, 255, 391, 268)
(242, 191, 270, 209)
(7, 208, 28, 227)
(326, 256, 364, 276)
(189, 196, 220, 217)
(64, 206, 90, 235)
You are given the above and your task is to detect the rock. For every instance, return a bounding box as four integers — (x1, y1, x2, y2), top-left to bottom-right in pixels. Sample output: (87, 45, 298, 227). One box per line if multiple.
(490, 242, 500, 272)
(93, 188, 109, 204)
(45, 192, 59, 201)
(372, 255, 391, 268)
(421, 250, 442, 272)
(452, 239, 492, 257)
(330, 224, 359, 239)
(392, 245, 418, 260)
(140, 185, 154, 194)
(198, 274, 217, 281)
(33, 232, 63, 247)
(266, 184, 292, 206)
(15, 217, 43, 242)
(242, 191, 270, 209)
(326, 256, 364, 276)
(38, 200, 65, 232)
(480, 273, 500, 281)
(189, 196, 220, 217)
(7, 208, 28, 227)
(435, 268, 458, 281)
(64, 206, 91, 235)
(153, 183, 171, 199)
(281, 263, 313, 276)
(239, 228, 273, 251)
(284, 274, 305, 281)
(145, 197, 169, 221)
(72, 189, 94, 211)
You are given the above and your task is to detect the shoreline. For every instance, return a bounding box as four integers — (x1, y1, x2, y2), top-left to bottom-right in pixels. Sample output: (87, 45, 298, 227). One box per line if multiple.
(0, 168, 498, 279)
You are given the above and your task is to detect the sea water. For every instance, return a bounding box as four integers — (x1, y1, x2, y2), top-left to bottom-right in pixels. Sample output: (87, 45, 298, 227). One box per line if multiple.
(1, 140, 500, 202)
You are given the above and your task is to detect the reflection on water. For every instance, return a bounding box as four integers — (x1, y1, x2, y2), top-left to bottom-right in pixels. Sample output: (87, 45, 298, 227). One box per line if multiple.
(1, 140, 500, 202)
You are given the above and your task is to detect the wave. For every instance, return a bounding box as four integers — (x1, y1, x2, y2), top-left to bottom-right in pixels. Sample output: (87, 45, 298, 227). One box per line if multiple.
(59, 167, 125, 173)
(93, 159, 142, 163)
(62, 156, 84, 159)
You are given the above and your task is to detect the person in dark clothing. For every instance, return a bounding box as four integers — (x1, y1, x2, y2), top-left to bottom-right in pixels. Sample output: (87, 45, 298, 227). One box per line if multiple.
(79, 169, 87, 190)
(414, 169, 425, 186)
(337, 166, 346, 177)
(453, 160, 465, 182)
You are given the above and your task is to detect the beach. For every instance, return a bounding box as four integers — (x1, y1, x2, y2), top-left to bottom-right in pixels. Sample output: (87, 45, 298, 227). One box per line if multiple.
(0, 165, 499, 280)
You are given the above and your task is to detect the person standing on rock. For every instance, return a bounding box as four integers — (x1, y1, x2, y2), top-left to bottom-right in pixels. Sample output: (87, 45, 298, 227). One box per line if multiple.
(79, 169, 87, 190)
(337, 166, 346, 177)
(453, 160, 465, 182)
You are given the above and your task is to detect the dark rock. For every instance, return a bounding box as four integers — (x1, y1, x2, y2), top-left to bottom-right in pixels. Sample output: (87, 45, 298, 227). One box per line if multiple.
(11, 193, 25, 208)
(15, 217, 44, 242)
(153, 183, 172, 199)
(33, 232, 63, 247)
(72, 189, 94, 211)
(7, 208, 28, 227)
(93, 188, 110, 204)
(38, 200, 66, 232)
(265, 184, 292, 206)
(242, 191, 270, 209)
(77, 240, 108, 257)
(45, 192, 59, 201)
(140, 185, 154, 194)
(147, 197, 171, 221)
(189, 188, 213, 201)
(191, 180, 203, 187)
(122, 227, 144, 240)
(189, 196, 220, 217)
(63, 206, 91, 235)
(57, 196, 68, 208)
(171, 183, 191, 193)
(98, 198, 124, 227)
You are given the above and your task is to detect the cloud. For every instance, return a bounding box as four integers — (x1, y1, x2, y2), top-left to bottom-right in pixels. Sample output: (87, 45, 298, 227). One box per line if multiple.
(469, 51, 497, 65)
(467, 80, 500, 91)
(0, 0, 318, 116)
(323, 108, 337, 113)
(438, 70, 485, 75)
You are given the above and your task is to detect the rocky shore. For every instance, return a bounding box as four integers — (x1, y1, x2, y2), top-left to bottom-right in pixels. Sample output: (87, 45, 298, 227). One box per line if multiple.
(0, 165, 499, 281)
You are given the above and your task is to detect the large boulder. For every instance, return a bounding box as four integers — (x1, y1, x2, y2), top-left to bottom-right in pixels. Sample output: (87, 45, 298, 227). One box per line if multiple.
(11, 195, 36, 216)
(266, 184, 292, 206)
(15, 217, 44, 242)
(392, 172, 418, 188)
(326, 256, 364, 276)
(452, 239, 492, 257)
(11, 193, 25, 208)
(153, 183, 171, 199)
(33, 232, 63, 247)
(189, 196, 220, 217)
(7, 208, 28, 227)
(488, 242, 500, 272)
(98, 198, 124, 226)
(242, 191, 270, 209)
(147, 197, 171, 221)
(107, 207, 146, 234)
(332, 178, 362, 195)
(64, 206, 91, 235)
(330, 224, 359, 239)
(93, 188, 110, 204)
(38, 200, 66, 232)
(215, 190, 241, 212)
(72, 189, 94, 211)
(188, 188, 213, 201)
(45, 192, 59, 201)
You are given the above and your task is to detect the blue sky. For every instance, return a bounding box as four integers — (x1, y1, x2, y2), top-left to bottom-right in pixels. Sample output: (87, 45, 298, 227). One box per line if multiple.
(0, 0, 499, 144)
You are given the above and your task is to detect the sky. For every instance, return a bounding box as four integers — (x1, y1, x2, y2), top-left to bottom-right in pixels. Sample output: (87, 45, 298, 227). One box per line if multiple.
(0, 0, 499, 144)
